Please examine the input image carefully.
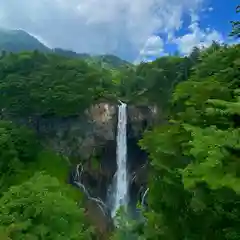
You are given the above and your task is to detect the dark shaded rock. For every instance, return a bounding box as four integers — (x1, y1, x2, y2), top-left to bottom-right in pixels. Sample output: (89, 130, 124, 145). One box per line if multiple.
(127, 104, 159, 138)
(84, 199, 114, 239)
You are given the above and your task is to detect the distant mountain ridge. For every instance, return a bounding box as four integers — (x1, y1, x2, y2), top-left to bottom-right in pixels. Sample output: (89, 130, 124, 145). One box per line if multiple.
(0, 28, 132, 69)
(0, 28, 50, 53)
(52, 48, 131, 69)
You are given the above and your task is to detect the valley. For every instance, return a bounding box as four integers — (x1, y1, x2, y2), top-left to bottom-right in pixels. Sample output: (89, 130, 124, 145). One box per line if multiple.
(0, 19, 239, 239)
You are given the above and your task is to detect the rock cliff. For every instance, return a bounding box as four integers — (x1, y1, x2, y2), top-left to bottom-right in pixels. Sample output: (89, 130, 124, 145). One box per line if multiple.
(3, 101, 159, 231)
(33, 102, 159, 162)
(33, 101, 159, 200)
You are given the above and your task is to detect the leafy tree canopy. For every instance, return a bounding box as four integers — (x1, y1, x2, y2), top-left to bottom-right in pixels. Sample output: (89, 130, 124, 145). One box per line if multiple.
(139, 43, 240, 240)
(0, 51, 115, 118)
(0, 173, 94, 240)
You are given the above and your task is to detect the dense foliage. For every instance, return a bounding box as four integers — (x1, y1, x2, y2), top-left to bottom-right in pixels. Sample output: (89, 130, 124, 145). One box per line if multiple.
(0, 173, 93, 239)
(0, 121, 39, 192)
(139, 43, 240, 239)
(117, 47, 200, 113)
(0, 51, 115, 118)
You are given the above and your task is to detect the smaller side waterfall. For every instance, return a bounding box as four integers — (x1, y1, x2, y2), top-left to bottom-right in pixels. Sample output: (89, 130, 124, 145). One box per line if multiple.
(111, 102, 129, 217)
(141, 188, 149, 206)
(72, 164, 109, 216)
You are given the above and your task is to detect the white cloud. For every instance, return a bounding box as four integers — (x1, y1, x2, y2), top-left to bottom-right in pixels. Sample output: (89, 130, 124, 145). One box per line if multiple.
(140, 36, 165, 56)
(173, 19, 223, 55)
(201, 6, 213, 12)
(135, 35, 167, 63)
(0, 0, 204, 61)
(208, 7, 214, 12)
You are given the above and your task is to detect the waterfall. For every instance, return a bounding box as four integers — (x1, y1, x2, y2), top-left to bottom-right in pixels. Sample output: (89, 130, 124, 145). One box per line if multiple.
(111, 102, 128, 217)
(73, 164, 109, 216)
(141, 188, 149, 206)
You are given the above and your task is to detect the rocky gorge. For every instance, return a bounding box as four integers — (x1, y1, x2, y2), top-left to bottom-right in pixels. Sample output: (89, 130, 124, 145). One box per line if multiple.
(0, 28, 239, 239)
(4, 101, 160, 234)
(47, 102, 159, 234)
(30, 102, 159, 196)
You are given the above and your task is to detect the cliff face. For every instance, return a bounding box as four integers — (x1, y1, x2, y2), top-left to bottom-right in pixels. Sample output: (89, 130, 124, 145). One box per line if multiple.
(39, 102, 117, 160)
(34, 102, 159, 162)
(6, 101, 157, 215)
(5, 101, 158, 232)
(33, 101, 159, 201)
(127, 105, 158, 138)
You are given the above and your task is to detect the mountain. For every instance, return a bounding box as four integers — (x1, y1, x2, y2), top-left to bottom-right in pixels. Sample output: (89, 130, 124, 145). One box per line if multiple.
(0, 28, 50, 53)
(0, 29, 132, 69)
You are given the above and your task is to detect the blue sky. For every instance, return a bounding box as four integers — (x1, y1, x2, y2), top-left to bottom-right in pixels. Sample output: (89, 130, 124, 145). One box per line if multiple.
(148, 0, 239, 61)
(203, 0, 238, 38)
(0, 0, 239, 62)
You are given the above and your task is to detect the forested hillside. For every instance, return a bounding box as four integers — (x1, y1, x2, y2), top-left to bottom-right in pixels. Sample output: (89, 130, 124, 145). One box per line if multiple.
(0, 51, 116, 117)
(0, 6, 239, 240)
(0, 29, 132, 70)
(139, 43, 240, 240)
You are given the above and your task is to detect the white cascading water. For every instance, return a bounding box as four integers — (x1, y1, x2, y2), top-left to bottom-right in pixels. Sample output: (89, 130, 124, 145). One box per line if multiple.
(111, 101, 128, 217)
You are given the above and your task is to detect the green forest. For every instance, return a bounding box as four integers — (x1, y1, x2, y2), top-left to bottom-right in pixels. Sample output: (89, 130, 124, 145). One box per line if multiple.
(0, 7, 239, 240)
